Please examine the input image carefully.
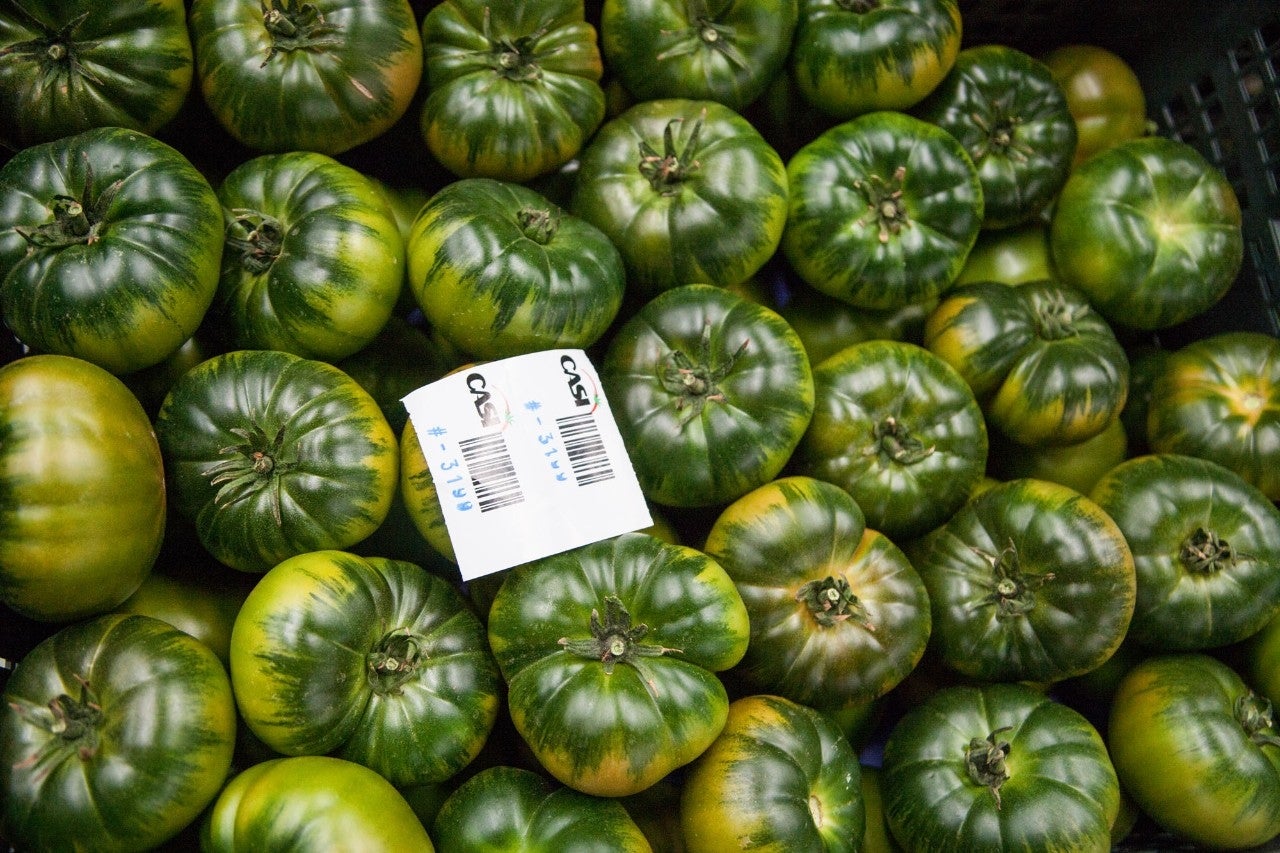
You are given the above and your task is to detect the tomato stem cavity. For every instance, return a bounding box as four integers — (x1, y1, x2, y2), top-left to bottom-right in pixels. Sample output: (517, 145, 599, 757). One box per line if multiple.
(1236, 692, 1280, 749)
(872, 416, 935, 465)
(660, 322, 749, 424)
(840, 0, 882, 12)
(226, 209, 285, 274)
(558, 594, 681, 682)
(970, 538, 1055, 619)
(367, 629, 425, 694)
(965, 726, 1013, 809)
(202, 423, 297, 526)
(0, 7, 102, 84)
(16, 157, 120, 249)
(854, 166, 911, 243)
(796, 576, 876, 630)
(1033, 291, 1083, 340)
(479, 7, 548, 82)
(1180, 526, 1237, 574)
(9, 676, 104, 765)
(969, 101, 1034, 165)
(517, 206, 560, 244)
(260, 0, 343, 66)
(655, 1, 749, 71)
(638, 113, 706, 195)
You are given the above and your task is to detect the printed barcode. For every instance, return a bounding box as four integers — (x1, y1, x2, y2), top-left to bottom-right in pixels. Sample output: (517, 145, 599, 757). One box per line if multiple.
(557, 412, 615, 486)
(458, 433, 523, 511)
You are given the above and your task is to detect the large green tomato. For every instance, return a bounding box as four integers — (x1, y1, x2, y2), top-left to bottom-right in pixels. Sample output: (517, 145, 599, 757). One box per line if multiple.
(794, 339, 988, 540)
(1, 614, 237, 852)
(681, 694, 865, 853)
(924, 278, 1129, 447)
(407, 178, 625, 360)
(572, 97, 789, 293)
(703, 476, 930, 714)
(154, 349, 398, 573)
(208, 150, 403, 362)
(0, 0, 193, 148)
(1050, 136, 1243, 330)
(600, 0, 798, 112)
(601, 283, 814, 508)
(910, 477, 1135, 683)
(783, 110, 984, 310)
(790, 0, 961, 118)
(1090, 454, 1280, 650)
(432, 765, 653, 852)
(0, 126, 223, 375)
(0, 355, 165, 622)
(420, 0, 605, 182)
(230, 549, 500, 787)
(201, 755, 435, 852)
(189, 0, 423, 155)
(1108, 653, 1280, 850)
(487, 532, 750, 797)
(881, 682, 1120, 853)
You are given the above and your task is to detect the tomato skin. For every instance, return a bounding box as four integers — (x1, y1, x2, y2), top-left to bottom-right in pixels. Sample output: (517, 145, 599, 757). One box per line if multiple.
(154, 349, 398, 573)
(1, 614, 237, 852)
(910, 477, 1135, 683)
(407, 178, 625, 360)
(1090, 454, 1280, 650)
(189, 0, 423, 155)
(1146, 331, 1280, 501)
(420, 0, 604, 182)
(794, 339, 988, 541)
(783, 110, 984, 310)
(1042, 44, 1147, 168)
(703, 476, 931, 711)
(0, 355, 166, 622)
(571, 98, 789, 294)
(0, 0, 193, 148)
(1108, 653, 1280, 850)
(791, 0, 961, 118)
(913, 45, 1078, 229)
(988, 415, 1127, 495)
(681, 694, 865, 853)
(201, 755, 435, 852)
(0, 126, 223, 375)
(1050, 136, 1243, 330)
(114, 564, 252, 667)
(1249, 613, 1280, 708)
(432, 765, 653, 852)
(487, 532, 749, 797)
(881, 682, 1120, 853)
(602, 284, 814, 509)
(954, 221, 1053, 286)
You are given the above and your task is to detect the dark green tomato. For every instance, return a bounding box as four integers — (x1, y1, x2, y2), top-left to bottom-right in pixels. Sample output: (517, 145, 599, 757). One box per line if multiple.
(681, 694, 864, 853)
(201, 755, 435, 852)
(924, 279, 1130, 447)
(881, 682, 1120, 853)
(0, 355, 166, 623)
(794, 339, 988, 540)
(954, 221, 1053, 286)
(400, 417, 456, 566)
(911, 477, 1135, 683)
(1108, 653, 1280, 850)
(407, 178, 625, 360)
(230, 549, 500, 787)
(0, 0, 193, 148)
(783, 110, 984, 310)
(914, 45, 1078, 229)
(572, 97, 789, 293)
(433, 765, 653, 852)
(1147, 331, 1280, 501)
(420, 0, 605, 182)
(1090, 454, 1280, 651)
(1249, 613, 1280, 708)
(703, 476, 930, 710)
(0, 614, 237, 852)
(114, 563, 253, 667)
(601, 283, 814, 508)
(210, 151, 404, 362)
(189, 0, 422, 155)
(0, 126, 223, 375)
(600, 0, 798, 112)
(154, 349, 398, 573)
(336, 315, 453, 437)
(791, 0, 961, 118)
(988, 415, 1127, 496)
(1050, 136, 1243, 330)
(487, 532, 750, 797)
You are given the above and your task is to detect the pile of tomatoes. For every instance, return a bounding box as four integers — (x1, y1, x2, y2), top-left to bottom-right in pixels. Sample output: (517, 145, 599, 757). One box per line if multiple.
(2, 1, 1279, 851)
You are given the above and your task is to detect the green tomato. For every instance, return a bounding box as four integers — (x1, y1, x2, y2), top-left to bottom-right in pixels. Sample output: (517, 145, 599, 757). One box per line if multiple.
(954, 221, 1053, 286)
(681, 694, 865, 853)
(783, 110, 984, 310)
(0, 126, 222, 375)
(988, 415, 1127, 495)
(1248, 612, 1280, 708)
(881, 682, 1120, 853)
(1, 614, 237, 852)
(487, 532, 750, 797)
(0, 355, 166, 622)
(1042, 43, 1148, 168)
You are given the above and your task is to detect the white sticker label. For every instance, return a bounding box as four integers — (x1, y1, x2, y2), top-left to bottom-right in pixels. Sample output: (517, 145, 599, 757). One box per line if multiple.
(401, 349, 652, 581)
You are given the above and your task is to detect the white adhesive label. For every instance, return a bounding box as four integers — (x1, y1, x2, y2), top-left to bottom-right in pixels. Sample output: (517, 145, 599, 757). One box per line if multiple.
(401, 348, 652, 581)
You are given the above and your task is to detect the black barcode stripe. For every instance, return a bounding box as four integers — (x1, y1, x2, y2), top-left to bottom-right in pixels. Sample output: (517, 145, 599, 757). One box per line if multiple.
(458, 434, 523, 511)
(557, 413, 614, 486)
